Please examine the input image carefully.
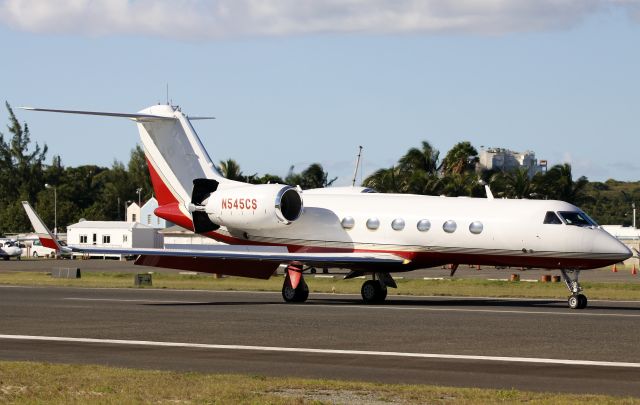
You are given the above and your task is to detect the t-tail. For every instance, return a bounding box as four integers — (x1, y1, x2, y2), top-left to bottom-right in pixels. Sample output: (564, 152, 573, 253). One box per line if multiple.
(21, 105, 303, 235)
(21, 201, 71, 253)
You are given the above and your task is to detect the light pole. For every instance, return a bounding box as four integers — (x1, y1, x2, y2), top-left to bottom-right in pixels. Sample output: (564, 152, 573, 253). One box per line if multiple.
(136, 187, 142, 207)
(633, 202, 636, 229)
(44, 183, 57, 237)
(125, 200, 132, 221)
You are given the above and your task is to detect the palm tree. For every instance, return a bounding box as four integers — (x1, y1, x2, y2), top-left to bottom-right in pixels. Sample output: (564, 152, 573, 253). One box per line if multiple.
(217, 159, 245, 181)
(541, 163, 590, 205)
(363, 167, 399, 193)
(441, 141, 478, 176)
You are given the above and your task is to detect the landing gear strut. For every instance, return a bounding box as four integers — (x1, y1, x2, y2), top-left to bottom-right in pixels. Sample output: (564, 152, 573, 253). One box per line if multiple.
(560, 269, 588, 309)
(360, 272, 396, 304)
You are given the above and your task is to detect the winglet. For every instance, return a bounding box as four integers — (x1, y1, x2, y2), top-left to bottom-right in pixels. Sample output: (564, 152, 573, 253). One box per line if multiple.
(21, 201, 69, 253)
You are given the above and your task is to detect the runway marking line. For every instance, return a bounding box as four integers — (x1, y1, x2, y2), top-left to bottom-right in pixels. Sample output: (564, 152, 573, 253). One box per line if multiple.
(0, 334, 639, 369)
(62, 297, 640, 318)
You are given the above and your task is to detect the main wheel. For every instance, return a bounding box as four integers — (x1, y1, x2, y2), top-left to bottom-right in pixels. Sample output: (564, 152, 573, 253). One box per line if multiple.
(361, 280, 387, 304)
(577, 294, 588, 309)
(568, 295, 579, 309)
(32, 252, 38, 258)
(282, 276, 309, 303)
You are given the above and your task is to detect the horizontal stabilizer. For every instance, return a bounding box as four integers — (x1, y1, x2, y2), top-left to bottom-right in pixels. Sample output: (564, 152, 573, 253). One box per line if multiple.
(20, 107, 175, 121)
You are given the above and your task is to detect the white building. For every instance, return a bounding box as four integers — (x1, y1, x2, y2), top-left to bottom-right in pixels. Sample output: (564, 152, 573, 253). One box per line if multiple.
(160, 225, 225, 248)
(127, 197, 171, 229)
(67, 220, 161, 258)
(478, 148, 547, 178)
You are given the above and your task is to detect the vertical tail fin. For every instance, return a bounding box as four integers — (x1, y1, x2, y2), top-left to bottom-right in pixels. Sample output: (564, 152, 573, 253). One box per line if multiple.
(21, 201, 66, 252)
(21, 104, 248, 229)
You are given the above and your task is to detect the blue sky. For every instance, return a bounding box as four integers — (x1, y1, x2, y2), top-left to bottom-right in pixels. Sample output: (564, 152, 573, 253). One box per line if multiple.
(1, 1, 639, 186)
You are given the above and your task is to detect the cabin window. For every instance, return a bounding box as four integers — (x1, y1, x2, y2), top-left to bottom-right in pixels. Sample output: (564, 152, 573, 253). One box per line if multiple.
(391, 218, 405, 231)
(469, 221, 483, 234)
(558, 211, 596, 227)
(366, 218, 380, 230)
(543, 211, 562, 225)
(102, 235, 111, 244)
(80, 235, 88, 244)
(443, 220, 457, 233)
(341, 216, 355, 229)
(417, 219, 431, 232)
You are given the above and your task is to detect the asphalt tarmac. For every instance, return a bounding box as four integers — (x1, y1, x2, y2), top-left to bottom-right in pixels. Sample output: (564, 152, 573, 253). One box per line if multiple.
(1, 285, 639, 397)
(3, 257, 640, 282)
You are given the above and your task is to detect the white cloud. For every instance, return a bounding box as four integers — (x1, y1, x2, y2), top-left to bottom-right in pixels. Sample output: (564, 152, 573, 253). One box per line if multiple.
(0, 0, 636, 39)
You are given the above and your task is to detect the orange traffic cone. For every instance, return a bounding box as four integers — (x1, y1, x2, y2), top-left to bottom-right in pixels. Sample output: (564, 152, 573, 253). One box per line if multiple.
(632, 264, 638, 276)
(612, 264, 618, 273)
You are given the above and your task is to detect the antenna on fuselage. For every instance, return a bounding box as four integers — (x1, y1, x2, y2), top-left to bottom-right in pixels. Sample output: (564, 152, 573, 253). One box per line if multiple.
(351, 145, 363, 187)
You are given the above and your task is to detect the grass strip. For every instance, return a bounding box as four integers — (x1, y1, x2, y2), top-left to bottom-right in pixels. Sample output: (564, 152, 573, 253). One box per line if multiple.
(1, 271, 639, 300)
(0, 361, 638, 404)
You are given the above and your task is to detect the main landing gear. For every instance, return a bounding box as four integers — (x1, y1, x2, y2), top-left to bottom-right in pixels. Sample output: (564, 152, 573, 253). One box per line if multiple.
(281, 264, 309, 303)
(349, 271, 397, 304)
(560, 269, 588, 309)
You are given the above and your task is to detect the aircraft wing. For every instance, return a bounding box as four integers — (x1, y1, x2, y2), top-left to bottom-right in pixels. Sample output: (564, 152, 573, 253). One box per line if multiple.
(69, 245, 408, 267)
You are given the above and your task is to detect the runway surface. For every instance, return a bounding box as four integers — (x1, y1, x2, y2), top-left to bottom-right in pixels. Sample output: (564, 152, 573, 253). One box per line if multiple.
(1, 285, 640, 396)
(3, 258, 640, 282)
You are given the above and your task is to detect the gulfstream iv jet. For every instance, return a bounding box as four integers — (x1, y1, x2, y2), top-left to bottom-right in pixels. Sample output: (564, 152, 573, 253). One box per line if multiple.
(22, 104, 632, 309)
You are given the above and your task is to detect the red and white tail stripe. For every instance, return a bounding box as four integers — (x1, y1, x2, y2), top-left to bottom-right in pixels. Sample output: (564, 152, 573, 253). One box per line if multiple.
(21, 201, 63, 251)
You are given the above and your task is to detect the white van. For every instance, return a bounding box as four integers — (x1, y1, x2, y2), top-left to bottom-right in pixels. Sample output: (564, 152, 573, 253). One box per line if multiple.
(30, 239, 56, 257)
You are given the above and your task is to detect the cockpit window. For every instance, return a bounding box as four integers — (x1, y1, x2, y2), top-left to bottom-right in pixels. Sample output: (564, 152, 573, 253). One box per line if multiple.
(543, 211, 562, 224)
(558, 211, 596, 227)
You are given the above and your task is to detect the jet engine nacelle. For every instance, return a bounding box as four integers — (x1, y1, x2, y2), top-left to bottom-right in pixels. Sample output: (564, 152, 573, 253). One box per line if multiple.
(204, 184, 303, 230)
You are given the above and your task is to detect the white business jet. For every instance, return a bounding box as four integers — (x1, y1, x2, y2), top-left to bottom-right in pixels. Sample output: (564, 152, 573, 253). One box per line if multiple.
(22, 104, 631, 309)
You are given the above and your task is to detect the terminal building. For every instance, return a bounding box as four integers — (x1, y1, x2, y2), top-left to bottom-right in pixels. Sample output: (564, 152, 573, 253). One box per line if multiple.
(478, 148, 547, 178)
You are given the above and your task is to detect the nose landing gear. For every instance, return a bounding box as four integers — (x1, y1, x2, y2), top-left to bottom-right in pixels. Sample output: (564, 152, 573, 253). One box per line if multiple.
(560, 269, 588, 309)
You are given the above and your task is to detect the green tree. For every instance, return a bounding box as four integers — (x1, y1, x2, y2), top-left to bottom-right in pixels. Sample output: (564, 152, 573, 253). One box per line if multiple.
(441, 141, 478, 176)
(128, 145, 153, 203)
(285, 163, 336, 189)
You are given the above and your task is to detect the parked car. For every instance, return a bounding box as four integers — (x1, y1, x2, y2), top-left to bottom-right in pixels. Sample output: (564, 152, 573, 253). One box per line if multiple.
(30, 239, 71, 258)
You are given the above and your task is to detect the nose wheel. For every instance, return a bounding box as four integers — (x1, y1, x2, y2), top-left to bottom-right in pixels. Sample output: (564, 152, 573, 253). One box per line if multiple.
(560, 269, 588, 309)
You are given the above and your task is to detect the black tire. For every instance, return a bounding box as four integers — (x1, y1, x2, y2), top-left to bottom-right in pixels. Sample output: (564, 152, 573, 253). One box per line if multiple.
(361, 280, 387, 304)
(282, 276, 309, 303)
(577, 294, 588, 309)
(32, 252, 38, 258)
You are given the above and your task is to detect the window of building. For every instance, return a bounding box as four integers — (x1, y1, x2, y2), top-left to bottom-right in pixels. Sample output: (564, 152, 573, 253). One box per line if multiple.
(102, 235, 111, 244)
(80, 235, 88, 244)
(132, 214, 136, 222)
(543, 212, 562, 225)
(147, 215, 152, 225)
(123, 235, 128, 243)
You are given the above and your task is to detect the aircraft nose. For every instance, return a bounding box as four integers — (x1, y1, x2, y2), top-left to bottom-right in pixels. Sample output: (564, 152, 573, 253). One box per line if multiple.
(600, 231, 632, 261)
